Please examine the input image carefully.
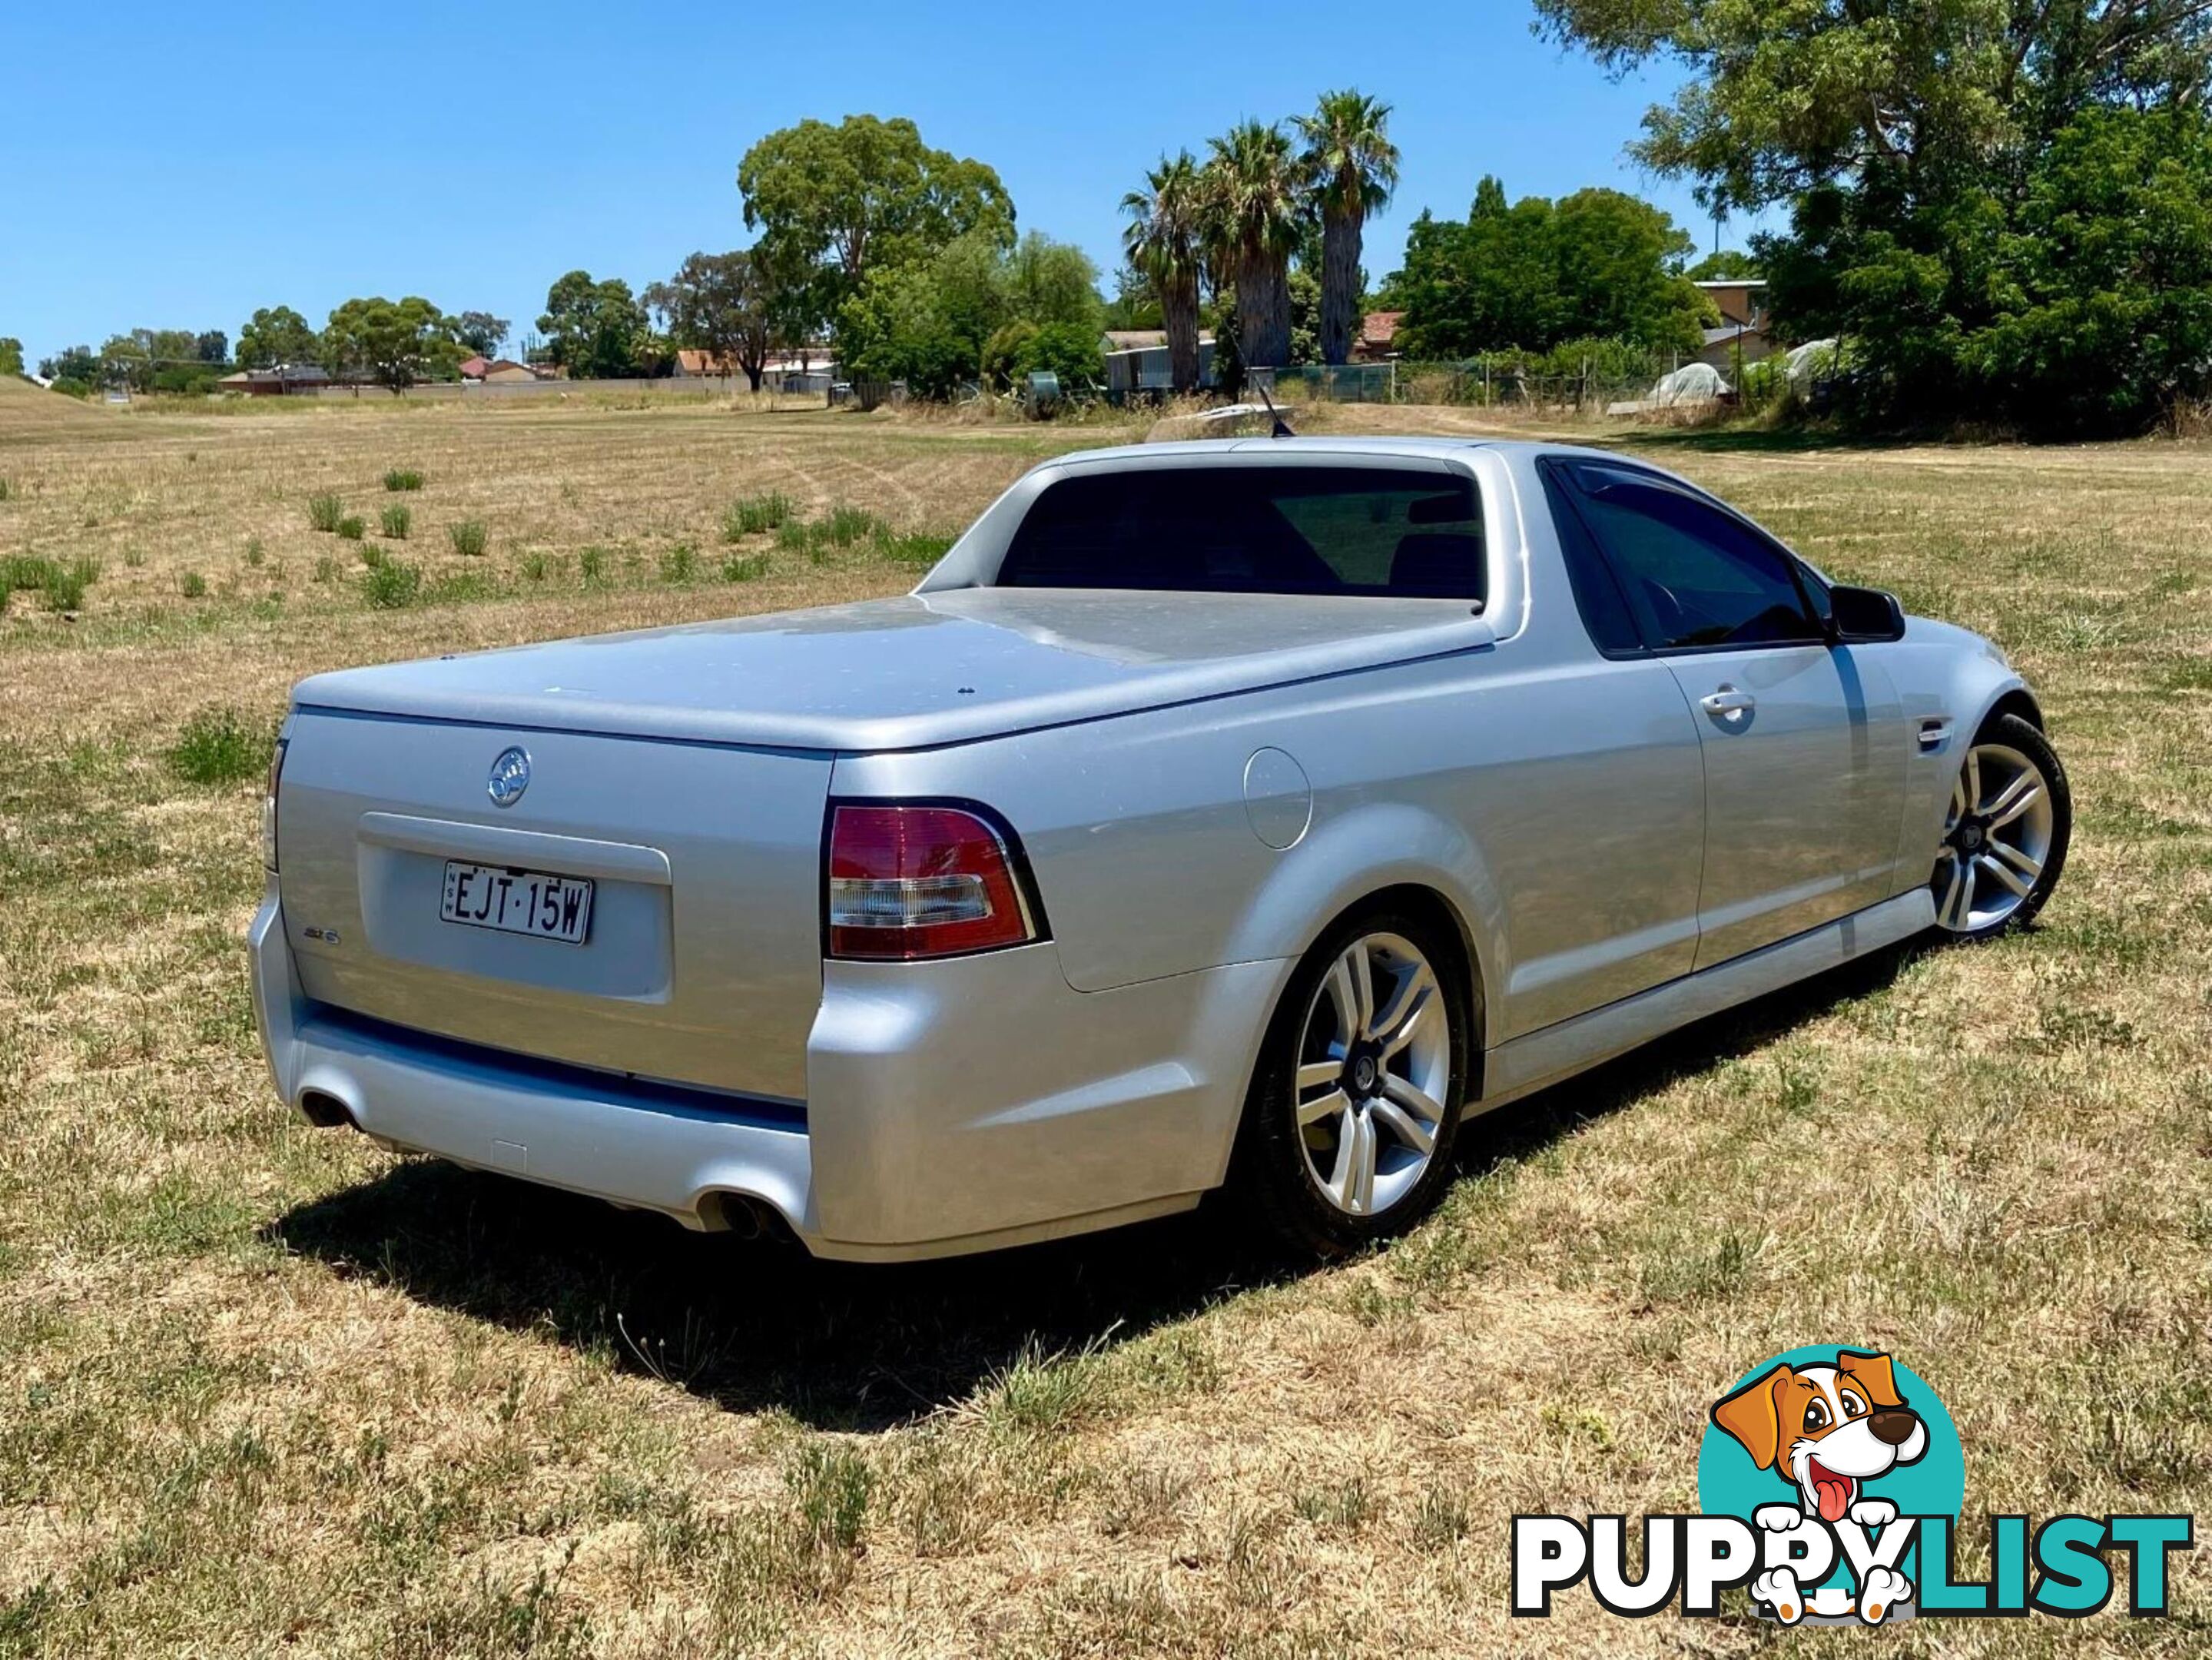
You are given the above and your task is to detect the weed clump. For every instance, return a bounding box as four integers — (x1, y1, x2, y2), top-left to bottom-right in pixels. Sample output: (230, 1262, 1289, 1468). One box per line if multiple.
(362, 559, 422, 609)
(168, 706, 273, 784)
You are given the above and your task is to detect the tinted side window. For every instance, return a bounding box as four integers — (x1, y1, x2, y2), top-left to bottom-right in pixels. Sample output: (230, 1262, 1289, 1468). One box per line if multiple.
(1564, 465, 1819, 650)
(1538, 463, 1644, 656)
(997, 466, 1484, 603)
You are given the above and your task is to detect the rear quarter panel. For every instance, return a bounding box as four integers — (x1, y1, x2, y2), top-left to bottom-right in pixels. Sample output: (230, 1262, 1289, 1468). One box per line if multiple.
(831, 638, 1706, 1044)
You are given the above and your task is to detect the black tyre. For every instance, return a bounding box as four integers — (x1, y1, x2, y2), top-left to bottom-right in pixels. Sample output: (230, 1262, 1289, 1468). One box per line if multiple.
(1229, 906, 1472, 1259)
(1932, 712, 2071, 942)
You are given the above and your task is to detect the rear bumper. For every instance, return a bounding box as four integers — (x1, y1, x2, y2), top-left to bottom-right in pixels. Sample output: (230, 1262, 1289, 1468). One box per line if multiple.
(250, 885, 1285, 1260)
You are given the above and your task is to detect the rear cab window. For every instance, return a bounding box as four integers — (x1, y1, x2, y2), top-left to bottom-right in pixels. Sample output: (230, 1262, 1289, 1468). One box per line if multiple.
(995, 465, 1486, 606)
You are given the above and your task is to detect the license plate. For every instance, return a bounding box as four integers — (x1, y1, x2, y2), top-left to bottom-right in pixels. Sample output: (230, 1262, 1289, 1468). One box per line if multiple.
(439, 861, 594, 945)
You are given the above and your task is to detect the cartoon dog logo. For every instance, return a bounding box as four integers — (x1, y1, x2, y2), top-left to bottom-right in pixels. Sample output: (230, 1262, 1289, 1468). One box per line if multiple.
(1711, 1349, 1928, 1624)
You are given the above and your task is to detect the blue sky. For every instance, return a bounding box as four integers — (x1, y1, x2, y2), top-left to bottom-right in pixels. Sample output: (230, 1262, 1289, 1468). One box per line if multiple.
(1, 1, 1761, 365)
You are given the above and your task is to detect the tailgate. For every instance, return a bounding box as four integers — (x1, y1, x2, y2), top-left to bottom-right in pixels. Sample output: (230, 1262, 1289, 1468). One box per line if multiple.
(275, 710, 831, 1102)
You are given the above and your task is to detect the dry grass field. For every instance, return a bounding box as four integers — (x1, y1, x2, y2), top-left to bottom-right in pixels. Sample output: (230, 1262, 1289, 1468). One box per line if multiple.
(2, 379, 2208, 1656)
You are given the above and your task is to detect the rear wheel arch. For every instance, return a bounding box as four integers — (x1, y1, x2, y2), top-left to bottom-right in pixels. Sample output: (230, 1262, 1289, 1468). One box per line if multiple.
(1225, 884, 1486, 1257)
(1330, 883, 1486, 1062)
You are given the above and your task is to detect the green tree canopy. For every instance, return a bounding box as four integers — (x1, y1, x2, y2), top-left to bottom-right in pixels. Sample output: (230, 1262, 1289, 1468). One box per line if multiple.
(833, 231, 1102, 397)
(1001, 232, 1104, 334)
(0, 338, 23, 378)
(451, 311, 511, 358)
(237, 306, 319, 369)
(738, 115, 1015, 335)
(648, 250, 784, 390)
(1534, 0, 2212, 217)
(536, 272, 652, 378)
(1388, 179, 1709, 357)
(1686, 249, 1760, 281)
(38, 346, 98, 388)
(1538, 0, 2212, 429)
(323, 297, 464, 390)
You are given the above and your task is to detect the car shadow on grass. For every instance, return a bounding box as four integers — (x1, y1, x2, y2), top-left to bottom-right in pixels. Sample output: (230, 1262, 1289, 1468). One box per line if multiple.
(265, 939, 1925, 1433)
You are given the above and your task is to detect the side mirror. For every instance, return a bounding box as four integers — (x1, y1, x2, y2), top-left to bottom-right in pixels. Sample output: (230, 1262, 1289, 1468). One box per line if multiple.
(1829, 584, 1906, 643)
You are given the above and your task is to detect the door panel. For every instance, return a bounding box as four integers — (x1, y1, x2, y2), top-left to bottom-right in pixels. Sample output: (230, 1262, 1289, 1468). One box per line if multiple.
(1547, 458, 1910, 969)
(1668, 646, 1908, 968)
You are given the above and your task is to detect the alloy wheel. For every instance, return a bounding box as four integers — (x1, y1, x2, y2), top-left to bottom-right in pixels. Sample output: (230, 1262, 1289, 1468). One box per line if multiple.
(1291, 931, 1454, 1216)
(1933, 742, 2055, 933)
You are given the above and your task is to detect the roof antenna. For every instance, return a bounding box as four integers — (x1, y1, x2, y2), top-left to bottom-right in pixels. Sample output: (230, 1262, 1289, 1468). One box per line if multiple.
(1255, 376, 1295, 439)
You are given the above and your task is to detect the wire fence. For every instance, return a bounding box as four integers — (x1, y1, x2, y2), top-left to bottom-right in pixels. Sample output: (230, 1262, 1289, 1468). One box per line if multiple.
(1254, 347, 1786, 417)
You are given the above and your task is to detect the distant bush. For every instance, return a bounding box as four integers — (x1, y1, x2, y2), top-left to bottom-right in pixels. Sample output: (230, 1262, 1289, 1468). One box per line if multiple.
(383, 468, 424, 492)
(721, 552, 770, 582)
(168, 706, 274, 785)
(724, 492, 793, 540)
(179, 571, 207, 599)
(336, 516, 366, 541)
(307, 494, 344, 533)
(446, 520, 488, 556)
(660, 543, 698, 583)
(361, 559, 422, 608)
(380, 503, 412, 539)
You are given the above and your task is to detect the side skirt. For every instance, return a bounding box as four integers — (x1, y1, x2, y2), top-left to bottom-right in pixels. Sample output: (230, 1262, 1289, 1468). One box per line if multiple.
(1475, 890, 1935, 1111)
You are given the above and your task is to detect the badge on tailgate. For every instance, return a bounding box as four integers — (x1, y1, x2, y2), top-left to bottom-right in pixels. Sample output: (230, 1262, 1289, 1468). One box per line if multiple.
(439, 860, 594, 945)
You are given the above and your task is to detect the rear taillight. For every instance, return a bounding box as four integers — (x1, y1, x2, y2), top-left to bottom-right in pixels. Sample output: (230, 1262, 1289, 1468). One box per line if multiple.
(260, 736, 288, 872)
(826, 804, 1039, 961)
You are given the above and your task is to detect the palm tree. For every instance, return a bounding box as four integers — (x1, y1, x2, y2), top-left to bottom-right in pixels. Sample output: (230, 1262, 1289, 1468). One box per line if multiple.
(1204, 120, 1305, 372)
(1295, 91, 1399, 367)
(1121, 152, 1207, 394)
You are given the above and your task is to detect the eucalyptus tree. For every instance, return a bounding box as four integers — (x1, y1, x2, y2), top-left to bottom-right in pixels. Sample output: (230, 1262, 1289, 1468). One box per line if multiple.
(1120, 150, 1208, 392)
(1294, 91, 1398, 365)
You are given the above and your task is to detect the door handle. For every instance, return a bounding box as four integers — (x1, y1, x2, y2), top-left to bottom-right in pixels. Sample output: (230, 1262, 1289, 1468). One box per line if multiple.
(1700, 686, 1756, 719)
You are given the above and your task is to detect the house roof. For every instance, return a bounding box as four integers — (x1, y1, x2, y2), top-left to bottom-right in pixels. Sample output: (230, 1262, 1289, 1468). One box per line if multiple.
(459, 355, 491, 377)
(218, 364, 330, 385)
(1103, 330, 1167, 350)
(1693, 278, 1767, 290)
(1359, 310, 1404, 347)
